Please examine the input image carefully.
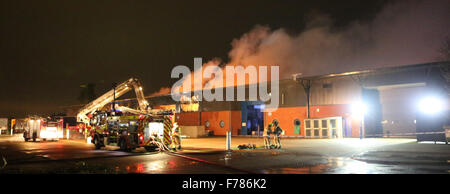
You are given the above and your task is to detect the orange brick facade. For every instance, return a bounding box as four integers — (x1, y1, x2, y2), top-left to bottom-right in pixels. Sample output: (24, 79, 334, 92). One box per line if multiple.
(175, 104, 363, 138)
(265, 105, 362, 137)
(201, 111, 241, 136)
(176, 111, 241, 136)
(175, 112, 201, 126)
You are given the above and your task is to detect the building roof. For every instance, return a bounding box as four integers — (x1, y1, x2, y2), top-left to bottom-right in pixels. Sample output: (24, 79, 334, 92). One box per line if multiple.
(298, 61, 449, 80)
(65, 61, 449, 109)
(149, 61, 449, 98)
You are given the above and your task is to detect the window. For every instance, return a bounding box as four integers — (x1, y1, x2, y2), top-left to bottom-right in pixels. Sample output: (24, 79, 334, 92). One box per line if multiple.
(205, 121, 210, 128)
(305, 120, 311, 128)
(314, 129, 320, 137)
(321, 120, 328, 137)
(330, 119, 336, 128)
(304, 117, 342, 139)
(321, 120, 327, 128)
(305, 120, 311, 137)
(306, 130, 311, 137)
(313, 120, 320, 137)
(330, 119, 337, 138)
(219, 120, 225, 128)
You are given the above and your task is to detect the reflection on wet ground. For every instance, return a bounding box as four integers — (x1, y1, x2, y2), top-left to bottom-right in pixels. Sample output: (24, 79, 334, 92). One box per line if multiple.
(352, 151, 449, 165)
(1, 135, 449, 174)
(262, 157, 380, 174)
(1, 144, 247, 174)
(180, 149, 450, 174)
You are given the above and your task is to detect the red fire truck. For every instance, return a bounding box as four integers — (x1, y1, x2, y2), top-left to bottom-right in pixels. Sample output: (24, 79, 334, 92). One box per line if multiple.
(89, 111, 172, 152)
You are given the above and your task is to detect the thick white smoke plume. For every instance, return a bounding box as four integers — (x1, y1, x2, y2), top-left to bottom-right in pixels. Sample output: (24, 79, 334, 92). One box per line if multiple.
(155, 0, 449, 95)
(226, 0, 449, 78)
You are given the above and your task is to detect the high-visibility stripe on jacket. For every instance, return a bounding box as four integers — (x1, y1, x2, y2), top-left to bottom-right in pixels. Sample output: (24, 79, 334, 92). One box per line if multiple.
(163, 116, 173, 146)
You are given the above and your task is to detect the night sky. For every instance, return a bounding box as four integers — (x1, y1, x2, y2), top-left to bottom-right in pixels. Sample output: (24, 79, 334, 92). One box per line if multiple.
(0, 0, 398, 117)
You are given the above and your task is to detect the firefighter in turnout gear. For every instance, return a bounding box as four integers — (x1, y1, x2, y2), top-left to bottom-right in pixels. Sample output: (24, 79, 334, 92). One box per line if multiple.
(272, 120, 283, 149)
(171, 122, 181, 150)
(263, 123, 273, 149)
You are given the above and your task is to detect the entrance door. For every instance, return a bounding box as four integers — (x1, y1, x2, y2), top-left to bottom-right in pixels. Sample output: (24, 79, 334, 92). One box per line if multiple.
(246, 105, 264, 136)
(362, 88, 383, 137)
(240, 102, 264, 136)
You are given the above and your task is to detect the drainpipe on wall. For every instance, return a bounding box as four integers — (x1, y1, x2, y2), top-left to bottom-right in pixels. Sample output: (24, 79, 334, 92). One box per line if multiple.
(306, 89, 310, 119)
(301, 79, 312, 119)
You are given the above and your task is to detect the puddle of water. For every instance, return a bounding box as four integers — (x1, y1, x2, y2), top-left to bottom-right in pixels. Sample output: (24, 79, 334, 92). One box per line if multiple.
(263, 164, 329, 174)
(262, 157, 380, 174)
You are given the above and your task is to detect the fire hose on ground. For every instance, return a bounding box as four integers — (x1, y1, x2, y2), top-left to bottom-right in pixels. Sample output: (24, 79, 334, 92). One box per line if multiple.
(149, 140, 171, 152)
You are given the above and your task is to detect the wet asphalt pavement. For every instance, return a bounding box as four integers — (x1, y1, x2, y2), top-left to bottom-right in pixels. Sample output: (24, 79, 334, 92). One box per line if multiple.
(0, 135, 449, 174)
(0, 135, 243, 174)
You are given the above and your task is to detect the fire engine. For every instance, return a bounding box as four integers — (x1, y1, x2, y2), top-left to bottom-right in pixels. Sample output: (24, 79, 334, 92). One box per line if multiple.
(89, 111, 172, 151)
(77, 77, 174, 152)
(23, 116, 64, 142)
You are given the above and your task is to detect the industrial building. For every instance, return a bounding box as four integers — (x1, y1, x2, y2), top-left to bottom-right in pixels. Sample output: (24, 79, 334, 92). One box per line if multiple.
(63, 62, 449, 138)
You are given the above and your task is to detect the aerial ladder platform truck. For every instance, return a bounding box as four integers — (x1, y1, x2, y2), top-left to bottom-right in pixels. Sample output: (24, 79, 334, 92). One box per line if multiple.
(77, 78, 173, 152)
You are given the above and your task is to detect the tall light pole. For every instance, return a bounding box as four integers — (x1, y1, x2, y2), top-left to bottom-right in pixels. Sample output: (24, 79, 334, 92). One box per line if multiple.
(360, 116, 365, 140)
(350, 74, 368, 139)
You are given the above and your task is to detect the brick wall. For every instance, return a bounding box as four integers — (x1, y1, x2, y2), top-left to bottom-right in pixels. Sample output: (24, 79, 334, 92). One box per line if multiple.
(265, 104, 361, 137)
(201, 111, 241, 136)
(176, 112, 200, 126)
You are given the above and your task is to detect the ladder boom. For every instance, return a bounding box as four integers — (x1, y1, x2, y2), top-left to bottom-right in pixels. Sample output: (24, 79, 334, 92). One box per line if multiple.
(77, 78, 149, 123)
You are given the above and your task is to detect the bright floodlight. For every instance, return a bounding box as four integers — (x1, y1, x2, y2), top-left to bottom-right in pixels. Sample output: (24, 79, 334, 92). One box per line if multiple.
(351, 101, 368, 116)
(419, 96, 444, 114)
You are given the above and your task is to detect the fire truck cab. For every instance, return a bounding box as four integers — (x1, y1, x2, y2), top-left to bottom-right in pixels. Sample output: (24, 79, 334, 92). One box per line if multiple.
(23, 116, 64, 142)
